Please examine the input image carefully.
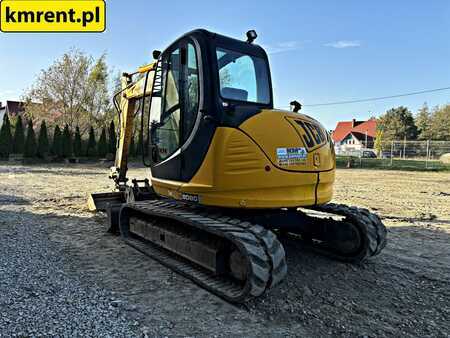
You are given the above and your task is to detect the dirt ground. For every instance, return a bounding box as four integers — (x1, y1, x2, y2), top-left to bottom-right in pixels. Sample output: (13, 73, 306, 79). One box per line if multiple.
(1, 163, 449, 337)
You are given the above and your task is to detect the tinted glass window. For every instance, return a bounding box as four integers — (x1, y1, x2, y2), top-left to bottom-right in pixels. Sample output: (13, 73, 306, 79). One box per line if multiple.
(150, 48, 181, 162)
(216, 47, 270, 104)
(183, 43, 199, 142)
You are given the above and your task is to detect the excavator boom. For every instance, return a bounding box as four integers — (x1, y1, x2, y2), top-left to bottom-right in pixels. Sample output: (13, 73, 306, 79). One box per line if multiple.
(88, 63, 156, 211)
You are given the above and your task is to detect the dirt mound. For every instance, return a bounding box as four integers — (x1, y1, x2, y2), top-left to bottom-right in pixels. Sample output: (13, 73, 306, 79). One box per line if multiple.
(440, 153, 450, 164)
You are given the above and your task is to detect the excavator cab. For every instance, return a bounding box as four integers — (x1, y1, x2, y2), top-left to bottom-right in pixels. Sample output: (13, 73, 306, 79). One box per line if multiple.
(147, 29, 274, 183)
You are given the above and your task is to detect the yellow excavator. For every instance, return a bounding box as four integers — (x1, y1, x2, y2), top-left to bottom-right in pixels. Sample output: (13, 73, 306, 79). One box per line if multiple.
(88, 29, 387, 303)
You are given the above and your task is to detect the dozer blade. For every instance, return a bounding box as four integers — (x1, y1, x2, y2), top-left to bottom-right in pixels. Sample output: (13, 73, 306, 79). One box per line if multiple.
(87, 191, 126, 212)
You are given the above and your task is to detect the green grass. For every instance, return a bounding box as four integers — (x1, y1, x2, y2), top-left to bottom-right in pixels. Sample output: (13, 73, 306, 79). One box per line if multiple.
(336, 156, 450, 171)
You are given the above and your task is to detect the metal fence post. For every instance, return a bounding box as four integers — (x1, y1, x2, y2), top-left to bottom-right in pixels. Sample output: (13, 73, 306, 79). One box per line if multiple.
(390, 141, 394, 166)
(426, 140, 430, 169)
(403, 138, 406, 159)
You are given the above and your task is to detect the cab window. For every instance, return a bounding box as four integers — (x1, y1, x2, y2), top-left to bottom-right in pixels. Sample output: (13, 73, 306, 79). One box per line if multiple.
(150, 48, 181, 162)
(216, 47, 270, 104)
(183, 43, 199, 142)
(149, 42, 200, 163)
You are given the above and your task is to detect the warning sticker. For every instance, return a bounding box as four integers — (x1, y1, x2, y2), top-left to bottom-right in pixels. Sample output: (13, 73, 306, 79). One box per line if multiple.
(276, 147, 307, 166)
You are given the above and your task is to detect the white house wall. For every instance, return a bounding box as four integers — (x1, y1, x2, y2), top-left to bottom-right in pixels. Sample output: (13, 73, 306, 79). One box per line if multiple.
(0, 109, 5, 128)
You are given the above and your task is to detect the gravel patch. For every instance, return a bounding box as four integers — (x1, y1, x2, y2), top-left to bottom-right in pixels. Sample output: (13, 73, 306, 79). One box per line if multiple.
(0, 207, 142, 337)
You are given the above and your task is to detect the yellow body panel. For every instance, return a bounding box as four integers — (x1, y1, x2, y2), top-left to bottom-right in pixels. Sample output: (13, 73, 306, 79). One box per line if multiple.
(316, 170, 335, 205)
(240, 110, 334, 172)
(151, 110, 336, 209)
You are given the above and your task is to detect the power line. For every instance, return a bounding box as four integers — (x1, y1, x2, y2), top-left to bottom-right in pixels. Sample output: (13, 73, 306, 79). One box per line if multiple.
(283, 86, 450, 108)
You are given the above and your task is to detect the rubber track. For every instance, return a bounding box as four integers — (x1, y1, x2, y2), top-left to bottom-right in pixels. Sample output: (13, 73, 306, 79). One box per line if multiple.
(119, 200, 287, 303)
(309, 203, 388, 262)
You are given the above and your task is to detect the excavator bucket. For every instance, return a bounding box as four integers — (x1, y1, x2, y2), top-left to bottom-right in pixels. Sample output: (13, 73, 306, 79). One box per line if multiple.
(87, 191, 126, 212)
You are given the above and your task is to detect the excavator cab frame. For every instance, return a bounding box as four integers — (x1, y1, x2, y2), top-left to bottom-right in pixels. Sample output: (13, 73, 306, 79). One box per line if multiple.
(147, 30, 275, 183)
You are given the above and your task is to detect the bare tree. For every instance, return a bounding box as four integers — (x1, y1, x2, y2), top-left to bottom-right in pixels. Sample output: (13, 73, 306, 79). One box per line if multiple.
(84, 54, 112, 131)
(24, 49, 111, 135)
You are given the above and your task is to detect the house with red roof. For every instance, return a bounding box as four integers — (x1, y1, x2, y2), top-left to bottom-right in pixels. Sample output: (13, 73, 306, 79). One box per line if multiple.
(332, 118, 377, 153)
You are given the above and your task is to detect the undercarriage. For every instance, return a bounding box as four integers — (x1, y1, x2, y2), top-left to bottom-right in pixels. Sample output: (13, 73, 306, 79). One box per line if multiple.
(98, 188, 387, 303)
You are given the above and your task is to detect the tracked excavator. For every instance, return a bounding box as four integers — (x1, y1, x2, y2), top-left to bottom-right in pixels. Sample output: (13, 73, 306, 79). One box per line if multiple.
(88, 29, 387, 303)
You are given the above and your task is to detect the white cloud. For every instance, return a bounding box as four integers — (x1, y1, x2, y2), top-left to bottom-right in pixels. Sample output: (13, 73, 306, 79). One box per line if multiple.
(263, 41, 302, 54)
(325, 40, 361, 49)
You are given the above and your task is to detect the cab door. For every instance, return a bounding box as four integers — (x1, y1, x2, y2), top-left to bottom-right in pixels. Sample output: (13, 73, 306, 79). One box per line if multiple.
(149, 40, 200, 182)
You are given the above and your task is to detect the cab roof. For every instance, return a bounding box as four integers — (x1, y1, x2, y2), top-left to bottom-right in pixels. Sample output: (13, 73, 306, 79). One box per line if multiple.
(169, 29, 268, 59)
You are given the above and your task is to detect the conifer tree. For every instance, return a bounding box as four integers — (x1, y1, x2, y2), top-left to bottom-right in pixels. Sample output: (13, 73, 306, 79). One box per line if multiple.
(52, 125, 63, 158)
(416, 103, 433, 140)
(108, 120, 117, 155)
(0, 114, 13, 158)
(61, 124, 72, 158)
(129, 134, 136, 158)
(97, 127, 108, 158)
(13, 115, 25, 154)
(24, 120, 37, 158)
(73, 126, 82, 157)
(136, 130, 143, 156)
(86, 126, 97, 157)
(37, 120, 49, 158)
(144, 136, 149, 157)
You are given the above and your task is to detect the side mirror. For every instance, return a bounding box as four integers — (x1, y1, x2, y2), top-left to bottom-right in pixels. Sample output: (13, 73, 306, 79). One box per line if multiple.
(152, 50, 161, 60)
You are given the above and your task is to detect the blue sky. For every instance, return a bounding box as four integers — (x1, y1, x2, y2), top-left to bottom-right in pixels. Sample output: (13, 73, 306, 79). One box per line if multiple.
(1, 0, 449, 129)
